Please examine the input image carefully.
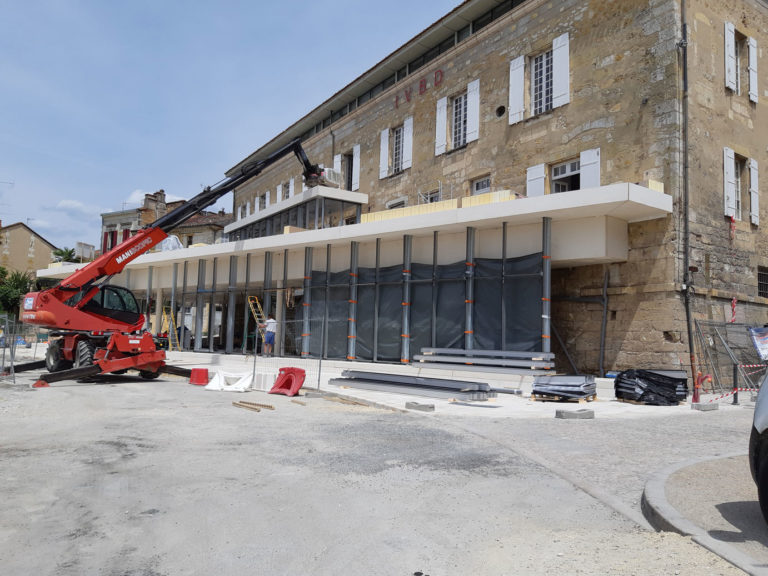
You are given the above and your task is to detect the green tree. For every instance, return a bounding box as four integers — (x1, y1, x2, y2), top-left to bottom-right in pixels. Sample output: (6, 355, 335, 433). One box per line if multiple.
(0, 270, 34, 319)
(53, 247, 78, 263)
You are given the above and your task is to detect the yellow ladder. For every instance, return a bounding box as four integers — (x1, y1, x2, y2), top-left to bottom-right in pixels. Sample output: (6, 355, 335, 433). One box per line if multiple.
(248, 296, 266, 340)
(162, 307, 180, 351)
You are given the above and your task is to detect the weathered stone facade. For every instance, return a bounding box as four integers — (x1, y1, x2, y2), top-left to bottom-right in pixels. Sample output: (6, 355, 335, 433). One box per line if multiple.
(0, 222, 57, 276)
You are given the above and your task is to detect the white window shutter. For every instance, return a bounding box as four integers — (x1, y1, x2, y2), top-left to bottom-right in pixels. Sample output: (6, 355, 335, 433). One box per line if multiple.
(466, 79, 480, 143)
(289, 177, 295, 197)
(725, 22, 737, 91)
(265, 190, 271, 207)
(552, 32, 570, 108)
(749, 37, 758, 103)
(724, 147, 737, 218)
(435, 97, 447, 155)
(751, 158, 760, 225)
(276, 184, 282, 202)
(379, 128, 389, 179)
(403, 116, 414, 169)
(579, 148, 601, 189)
(508, 56, 525, 125)
(526, 164, 546, 197)
(352, 144, 360, 191)
(333, 154, 342, 173)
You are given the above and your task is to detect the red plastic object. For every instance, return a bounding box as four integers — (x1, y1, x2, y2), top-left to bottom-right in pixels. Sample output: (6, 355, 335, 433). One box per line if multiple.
(189, 368, 209, 386)
(32, 380, 50, 388)
(269, 367, 306, 397)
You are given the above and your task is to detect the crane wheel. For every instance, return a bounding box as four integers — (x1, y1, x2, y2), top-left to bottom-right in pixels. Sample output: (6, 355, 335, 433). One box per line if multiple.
(140, 370, 161, 380)
(74, 340, 95, 368)
(45, 340, 72, 372)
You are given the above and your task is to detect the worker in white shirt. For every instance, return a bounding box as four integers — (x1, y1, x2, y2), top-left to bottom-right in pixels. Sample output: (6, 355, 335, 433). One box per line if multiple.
(261, 313, 277, 356)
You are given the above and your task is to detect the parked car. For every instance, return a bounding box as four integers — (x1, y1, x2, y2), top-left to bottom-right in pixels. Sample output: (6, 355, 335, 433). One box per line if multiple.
(749, 372, 768, 522)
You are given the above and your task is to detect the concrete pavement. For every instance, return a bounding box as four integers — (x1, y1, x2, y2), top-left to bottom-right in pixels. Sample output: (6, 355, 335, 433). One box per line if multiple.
(3, 347, 767, 574)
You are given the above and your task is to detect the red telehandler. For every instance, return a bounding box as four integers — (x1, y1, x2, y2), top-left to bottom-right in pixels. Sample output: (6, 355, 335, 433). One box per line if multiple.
(21, 139, 321, 385)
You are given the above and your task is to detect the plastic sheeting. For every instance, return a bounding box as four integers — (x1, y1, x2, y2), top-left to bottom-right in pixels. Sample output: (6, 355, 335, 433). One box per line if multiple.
(296, 253, 543, 362)
(614, 369, 688, 406)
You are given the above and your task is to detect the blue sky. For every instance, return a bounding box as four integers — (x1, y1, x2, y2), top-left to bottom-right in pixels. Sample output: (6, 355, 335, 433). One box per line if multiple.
(0, 0, 460, 251)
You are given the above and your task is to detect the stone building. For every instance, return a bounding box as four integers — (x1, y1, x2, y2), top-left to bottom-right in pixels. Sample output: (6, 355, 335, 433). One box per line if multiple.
(0, 221, 57, 275)
(41, 0, 768, 379)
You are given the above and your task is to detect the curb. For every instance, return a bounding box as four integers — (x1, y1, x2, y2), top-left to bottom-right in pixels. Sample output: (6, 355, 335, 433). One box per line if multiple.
(641, 451, 761, 575)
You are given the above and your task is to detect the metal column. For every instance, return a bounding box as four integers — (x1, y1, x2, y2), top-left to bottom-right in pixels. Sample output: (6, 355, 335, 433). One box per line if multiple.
(401, 235, 412, 363)
(226, 255, 237, 354)
(264, 251, 273, 317)
(542, 217, 552, 354)
(241, 254, 252, 354)
(432, 231, 438, 348)
(194, 260, 205, 352)
(180, 261, 189, 350)
(323, 245, 331, 358)
(347, 241, 359, 360)
(170, 262, 178, 346)
(302, 247, 313, 357)
(464, 227, 475, 351)
(373, 239, 380, 362)
(208, 258, 217, 353)
(501, 223, 507, 350)
(280, 249, 288, 356)
(146, 266, 153, 333)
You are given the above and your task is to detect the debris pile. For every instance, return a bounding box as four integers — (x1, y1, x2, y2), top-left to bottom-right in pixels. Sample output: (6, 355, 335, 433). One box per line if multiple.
(614, 369, 687, 406)
(531, 374, 596, 401)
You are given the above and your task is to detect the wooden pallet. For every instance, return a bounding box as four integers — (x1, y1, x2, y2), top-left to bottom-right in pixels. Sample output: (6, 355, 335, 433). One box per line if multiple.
(530, 393, 597, 403)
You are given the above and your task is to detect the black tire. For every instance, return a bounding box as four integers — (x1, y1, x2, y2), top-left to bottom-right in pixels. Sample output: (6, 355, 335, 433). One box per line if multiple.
(45, 341, 71, 372)
(140, 370, 160, 380)
(73, 340, 95, 368)
(759, 454, 768, 525)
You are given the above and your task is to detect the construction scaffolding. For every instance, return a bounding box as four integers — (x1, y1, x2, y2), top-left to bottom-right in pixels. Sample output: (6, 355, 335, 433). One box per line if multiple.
(695, 320, 767, 395)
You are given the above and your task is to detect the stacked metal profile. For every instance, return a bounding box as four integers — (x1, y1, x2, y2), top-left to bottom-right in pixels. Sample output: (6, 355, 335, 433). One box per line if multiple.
(613, 369, 688, 406)
(532, 374, 596, 400)
(330, 370, 497, 401)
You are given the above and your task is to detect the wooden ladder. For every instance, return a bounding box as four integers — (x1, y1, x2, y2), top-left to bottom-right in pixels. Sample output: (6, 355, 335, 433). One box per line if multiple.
(162, 307, 180, 351)
(248, 296, 266, 340)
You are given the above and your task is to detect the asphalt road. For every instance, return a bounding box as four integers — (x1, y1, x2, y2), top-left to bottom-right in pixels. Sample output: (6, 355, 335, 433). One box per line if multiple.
(0, 372, 758, 575)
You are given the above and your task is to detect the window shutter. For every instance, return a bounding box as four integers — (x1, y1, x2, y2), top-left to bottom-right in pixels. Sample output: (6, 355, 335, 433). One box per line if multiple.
(579, 148, 601, 189)
(751, 158, 760, 225)
(352, 144, 360, 191)
(265, 190, 271, 207)
(435, 97, 447, 155)
(403, 116, 414, 169)
(333, 154, 341, 173)
(379, 128, 389, 179)
(276, 184, 282, 202)
(725, 22, 737, 91)
(724, 147, 737, 218)
(289, 178, 295, 197)
(102, 231, 109, 253)
(552, 32, 570, 108)
(749, 37, 758, 103)
(526, 163, 546, 197)
(508, 56, 525, 125)
(466, 79, 480, 143)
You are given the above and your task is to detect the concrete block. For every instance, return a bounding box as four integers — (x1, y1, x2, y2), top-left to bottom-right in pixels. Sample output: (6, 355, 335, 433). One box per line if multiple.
(405, 401, 435, 412)
(690, 402, 719, 412)
(555, 408, 595, 419)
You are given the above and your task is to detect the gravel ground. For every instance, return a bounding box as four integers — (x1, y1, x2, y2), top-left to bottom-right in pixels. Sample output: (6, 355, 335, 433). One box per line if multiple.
(0, 367, 752, 576)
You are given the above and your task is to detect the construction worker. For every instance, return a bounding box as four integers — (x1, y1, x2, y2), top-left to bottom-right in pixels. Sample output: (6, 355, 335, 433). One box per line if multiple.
(260, 313, 277, 356)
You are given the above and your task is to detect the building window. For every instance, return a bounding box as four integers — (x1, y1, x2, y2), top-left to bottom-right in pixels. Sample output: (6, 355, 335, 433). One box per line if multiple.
(386, 196, 408, 210)
(551, 159, 581, 193)
(760, 266, 768, 298)
(424, 190, 442, 203)
(343, 153, 354, 190)
(725, 22, 758, 103)
(532, 49, 553, 116)
(452, 91, 468, 148)
(259, 195, 266, 211)
(724, 147, 757, 224)
(734, 155, 747, 221)
(472, 176, 491, 195)
(392, 124, 404, 174)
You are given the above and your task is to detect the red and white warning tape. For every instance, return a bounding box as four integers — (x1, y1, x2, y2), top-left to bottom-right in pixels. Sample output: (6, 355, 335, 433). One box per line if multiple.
(705, 387, 759, 403)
